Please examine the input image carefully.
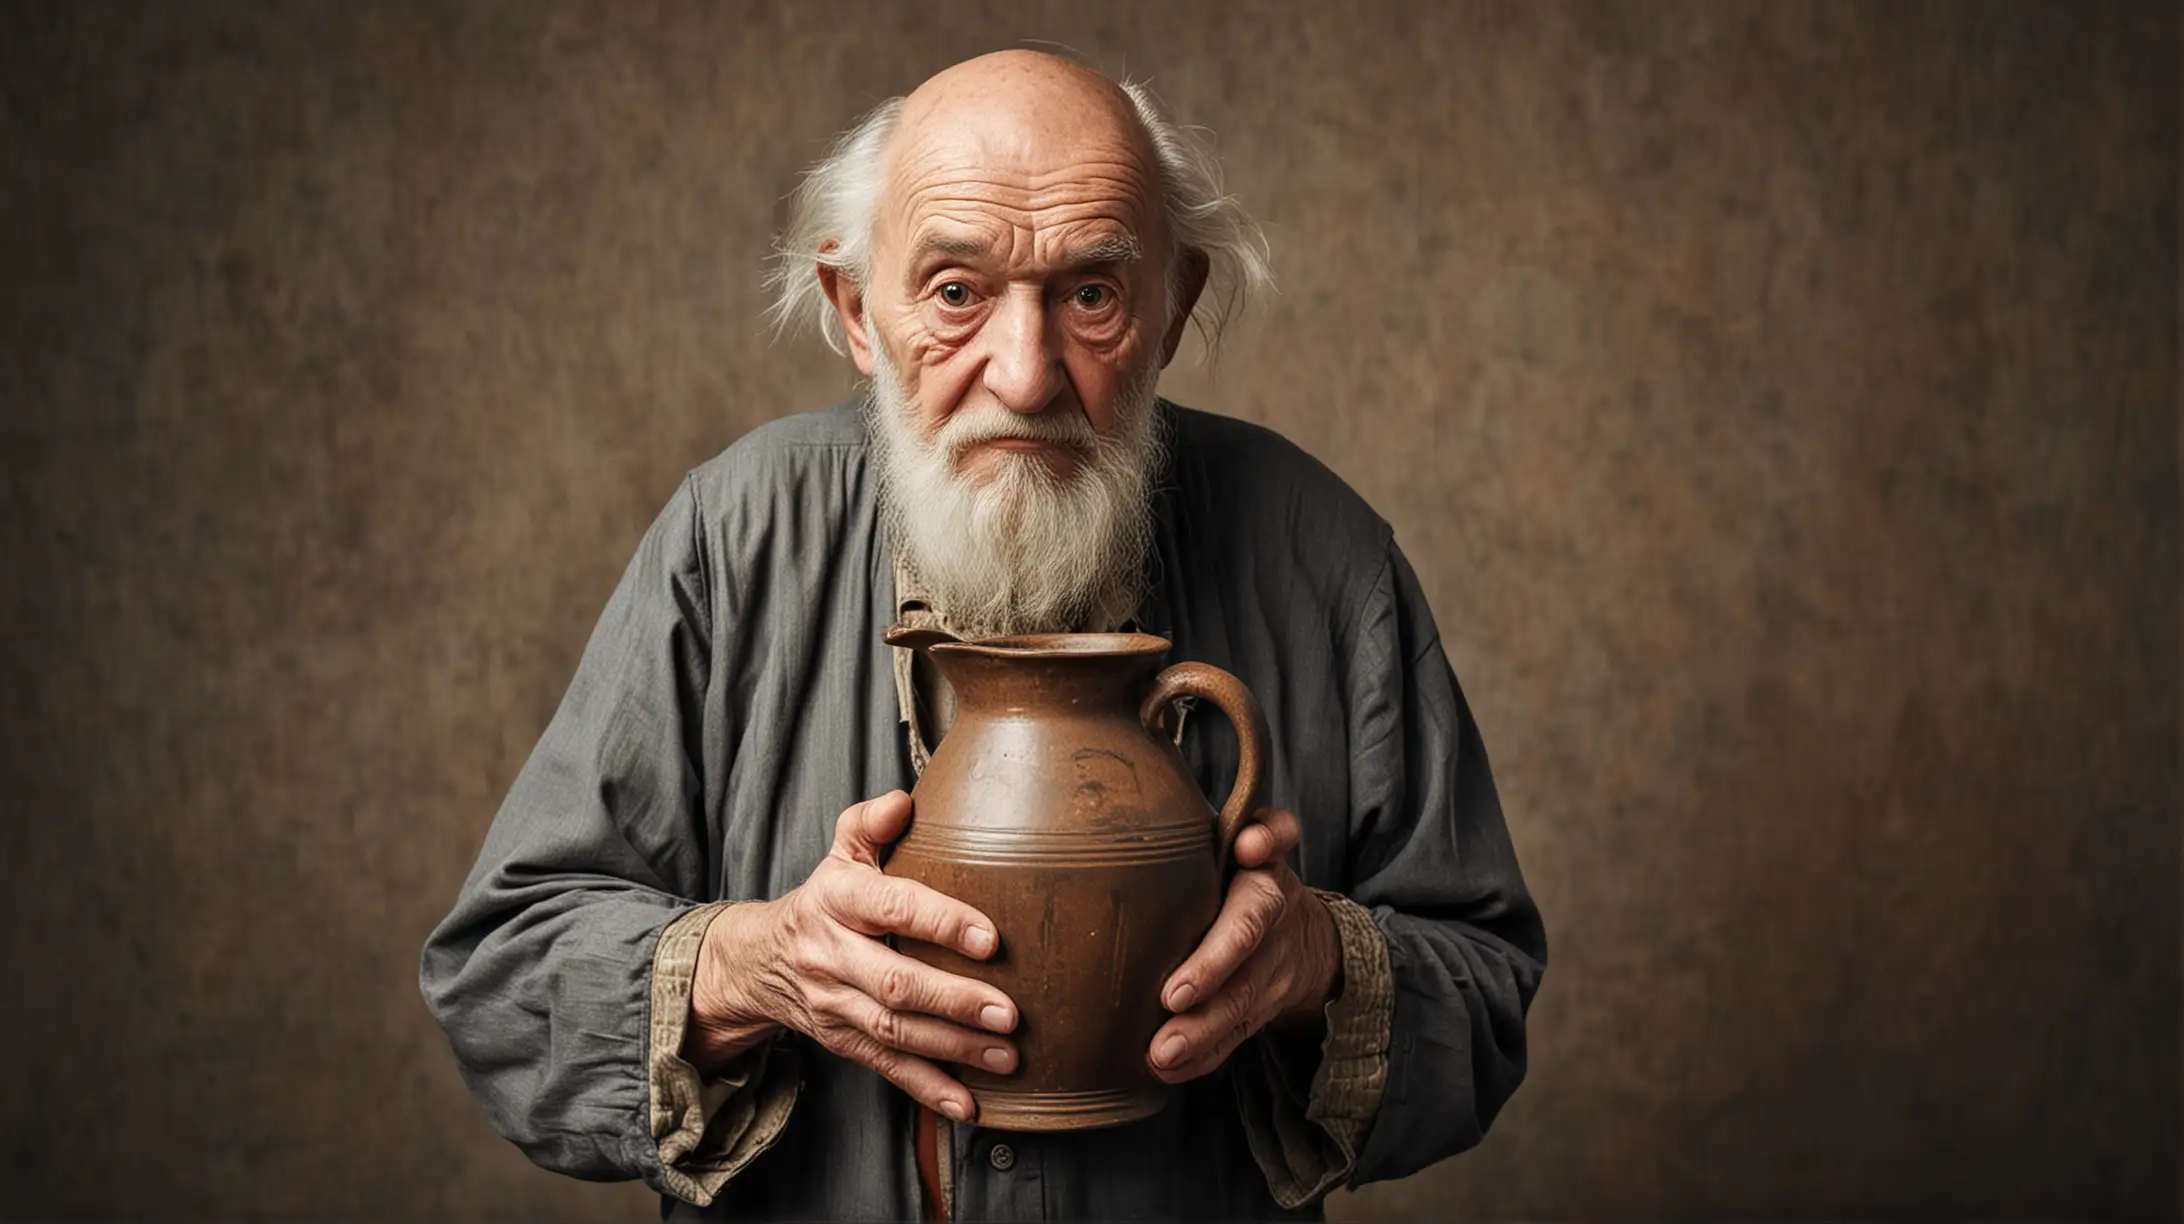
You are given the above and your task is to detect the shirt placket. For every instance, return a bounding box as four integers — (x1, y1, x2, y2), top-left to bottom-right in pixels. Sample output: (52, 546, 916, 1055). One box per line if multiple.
(953, 1128, 1045, 1223)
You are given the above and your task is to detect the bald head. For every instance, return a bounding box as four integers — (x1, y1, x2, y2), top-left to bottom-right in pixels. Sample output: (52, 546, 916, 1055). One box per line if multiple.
(908, 47, 1134, 107)
(887, 51, 1161, 210)
(897, 51, 1148, 147)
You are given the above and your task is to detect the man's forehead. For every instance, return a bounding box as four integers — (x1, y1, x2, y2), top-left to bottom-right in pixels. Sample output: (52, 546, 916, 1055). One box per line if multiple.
(891, 118, 1151, 191)
(878, 57, 1162, 261)
(883, 141, 1155, 259)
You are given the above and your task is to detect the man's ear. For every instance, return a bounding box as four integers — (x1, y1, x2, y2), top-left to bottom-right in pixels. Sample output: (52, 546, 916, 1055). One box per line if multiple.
(1158, 248, 1211, 368)
(817, 255, 876, 377)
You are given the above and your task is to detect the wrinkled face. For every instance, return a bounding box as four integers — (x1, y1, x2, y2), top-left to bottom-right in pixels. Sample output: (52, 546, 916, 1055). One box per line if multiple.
(842, 93, 1180, 485)
(822, 57, 1209, 636)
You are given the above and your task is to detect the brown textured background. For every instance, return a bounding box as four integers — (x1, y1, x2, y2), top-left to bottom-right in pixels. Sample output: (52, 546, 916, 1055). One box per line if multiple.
(2, 2, 2177, 1220)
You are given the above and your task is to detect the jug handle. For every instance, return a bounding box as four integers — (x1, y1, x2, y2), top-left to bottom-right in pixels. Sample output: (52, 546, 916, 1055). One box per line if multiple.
(1138, 662, 1271, 873)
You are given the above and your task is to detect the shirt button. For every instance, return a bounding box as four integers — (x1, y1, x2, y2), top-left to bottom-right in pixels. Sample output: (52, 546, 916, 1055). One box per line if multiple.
(987, 1142, 1016, 1172)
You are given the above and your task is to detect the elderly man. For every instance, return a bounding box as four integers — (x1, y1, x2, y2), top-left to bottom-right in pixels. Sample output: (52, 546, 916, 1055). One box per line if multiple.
(421, 50, 1545, 1222)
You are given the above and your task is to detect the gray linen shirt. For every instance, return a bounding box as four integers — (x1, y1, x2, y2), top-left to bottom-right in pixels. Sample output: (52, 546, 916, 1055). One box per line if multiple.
(419, 401, 1547, 1221)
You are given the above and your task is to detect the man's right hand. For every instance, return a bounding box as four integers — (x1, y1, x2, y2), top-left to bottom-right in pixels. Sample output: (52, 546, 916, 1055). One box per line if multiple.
(686, 790, 1017, 1122)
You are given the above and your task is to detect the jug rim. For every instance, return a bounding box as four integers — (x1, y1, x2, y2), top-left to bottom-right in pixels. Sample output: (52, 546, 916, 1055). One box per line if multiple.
(929, 632, 1173, 659)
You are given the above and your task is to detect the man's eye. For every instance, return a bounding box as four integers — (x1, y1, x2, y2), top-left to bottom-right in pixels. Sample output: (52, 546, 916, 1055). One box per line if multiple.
(939, 282, 971, 307)
(1074, 284, 1110, 309)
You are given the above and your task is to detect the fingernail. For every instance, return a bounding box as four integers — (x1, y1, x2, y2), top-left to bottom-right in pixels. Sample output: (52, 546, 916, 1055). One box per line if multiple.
(982, 1046, 1013, 1071)
(980, 1004, 1012, 1032)
(964, 926, 996, 958)
(1155, 1034, 1187, 1068)
(941, 1098, 969, 1122)
(1167, 983, 1196, 1012)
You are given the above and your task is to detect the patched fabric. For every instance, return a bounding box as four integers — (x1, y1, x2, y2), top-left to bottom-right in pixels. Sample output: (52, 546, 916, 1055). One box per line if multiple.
(647, 901, 802, 1206)
(1233, 891, 1396, 1207)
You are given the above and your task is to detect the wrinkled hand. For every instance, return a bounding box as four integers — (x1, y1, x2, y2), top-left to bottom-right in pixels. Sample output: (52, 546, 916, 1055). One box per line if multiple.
(688, 791, 1019, 1122)
(1148, 808, 1342, 1083)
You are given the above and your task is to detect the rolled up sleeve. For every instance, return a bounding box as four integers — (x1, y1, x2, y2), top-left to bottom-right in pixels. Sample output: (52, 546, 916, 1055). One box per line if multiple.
(648, 902, 800, 1205)
(1233, 890, 1396, 1208)
(418, 477, 797, 1203)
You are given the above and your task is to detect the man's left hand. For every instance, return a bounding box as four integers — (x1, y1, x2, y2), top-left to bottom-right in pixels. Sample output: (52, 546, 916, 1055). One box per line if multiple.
(1147, 807, 1342, 1083)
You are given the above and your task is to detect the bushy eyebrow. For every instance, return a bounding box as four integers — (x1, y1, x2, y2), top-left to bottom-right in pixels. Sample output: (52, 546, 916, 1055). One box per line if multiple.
(1059, 235, 1142, 267)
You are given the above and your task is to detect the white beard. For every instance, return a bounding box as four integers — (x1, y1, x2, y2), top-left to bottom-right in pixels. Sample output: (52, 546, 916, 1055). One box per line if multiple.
(864, 345, 1168, 639)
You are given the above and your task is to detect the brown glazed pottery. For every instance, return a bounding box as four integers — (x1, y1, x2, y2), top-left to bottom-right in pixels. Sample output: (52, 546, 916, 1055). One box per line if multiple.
(881, 629, 1270, 1132)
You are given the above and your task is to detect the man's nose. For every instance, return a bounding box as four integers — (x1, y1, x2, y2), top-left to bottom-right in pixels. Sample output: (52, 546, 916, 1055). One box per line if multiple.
(981, 289, 1064, 414)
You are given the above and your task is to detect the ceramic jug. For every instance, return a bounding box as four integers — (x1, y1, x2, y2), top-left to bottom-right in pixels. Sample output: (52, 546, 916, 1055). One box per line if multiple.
(881, 629, 1270, 1132)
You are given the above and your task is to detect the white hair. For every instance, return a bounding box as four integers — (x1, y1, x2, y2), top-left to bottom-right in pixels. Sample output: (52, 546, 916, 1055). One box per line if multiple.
(765, 78, 1273, 358)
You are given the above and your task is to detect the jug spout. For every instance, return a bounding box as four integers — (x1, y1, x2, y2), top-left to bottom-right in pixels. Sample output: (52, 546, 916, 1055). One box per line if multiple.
(882, 625, 960, 654)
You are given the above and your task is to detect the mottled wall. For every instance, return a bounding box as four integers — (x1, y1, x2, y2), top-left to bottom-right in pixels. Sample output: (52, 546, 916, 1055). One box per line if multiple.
(1, 2, 2175, 1220)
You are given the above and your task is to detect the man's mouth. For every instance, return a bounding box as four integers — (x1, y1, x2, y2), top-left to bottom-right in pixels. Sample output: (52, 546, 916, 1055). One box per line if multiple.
(953, 435, 1088, 482)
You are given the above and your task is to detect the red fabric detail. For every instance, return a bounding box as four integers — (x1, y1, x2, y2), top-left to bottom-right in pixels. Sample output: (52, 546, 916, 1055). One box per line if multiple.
(916, 1104, 948, 1222)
